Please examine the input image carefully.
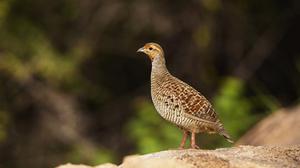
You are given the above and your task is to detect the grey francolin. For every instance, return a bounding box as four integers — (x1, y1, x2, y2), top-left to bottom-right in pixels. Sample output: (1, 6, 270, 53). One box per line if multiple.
(137, 42, 233, 149)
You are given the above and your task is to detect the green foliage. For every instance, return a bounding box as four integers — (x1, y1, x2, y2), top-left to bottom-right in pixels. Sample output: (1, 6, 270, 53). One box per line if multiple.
(201, 0, 221, 12)
(0, 22, 81, 85)
(0, 111, 9, 142)
(0, 1, 10, 26)
(194, 24, 212, 48)
(251, 83, 280, 113)
(126, 99, 182, 153)
(67, 146, 115, 165)
(213, 77, 257, 140)
(90, 148, 115, 165)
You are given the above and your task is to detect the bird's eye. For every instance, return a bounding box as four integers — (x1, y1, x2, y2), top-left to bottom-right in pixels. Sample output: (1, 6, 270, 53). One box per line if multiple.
(149, 47, 153, 50)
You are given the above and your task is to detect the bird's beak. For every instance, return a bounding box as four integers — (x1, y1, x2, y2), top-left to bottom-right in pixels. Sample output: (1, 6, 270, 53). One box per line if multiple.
(137, 47, 144, 53)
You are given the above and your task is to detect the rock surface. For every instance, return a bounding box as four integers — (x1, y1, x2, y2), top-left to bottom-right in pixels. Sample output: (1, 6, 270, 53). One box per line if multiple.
(236, 105, 300, 146)
(56, 145, 300, 168)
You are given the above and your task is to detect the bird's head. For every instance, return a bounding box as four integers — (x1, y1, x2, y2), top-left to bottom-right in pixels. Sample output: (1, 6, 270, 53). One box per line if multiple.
(137, 42, 164, 61)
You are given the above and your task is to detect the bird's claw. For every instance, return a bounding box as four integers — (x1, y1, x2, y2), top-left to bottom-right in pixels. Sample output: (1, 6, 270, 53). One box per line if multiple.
(191, 144, 200, 149)
(178, 146, 185, 150)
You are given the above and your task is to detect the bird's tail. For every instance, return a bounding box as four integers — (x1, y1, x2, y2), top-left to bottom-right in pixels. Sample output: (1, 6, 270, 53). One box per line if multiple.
(218, 128, 234, 143)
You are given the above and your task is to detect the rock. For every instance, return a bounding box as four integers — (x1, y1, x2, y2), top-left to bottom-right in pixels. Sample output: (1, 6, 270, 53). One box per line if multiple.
(121, 154, 191, 168)
(56, 163, 118, 168)
(56, 145, 300, 168)
(236, 105, 300, 145)
(94, 163, 118, 168)
(56, 163, 92, 168)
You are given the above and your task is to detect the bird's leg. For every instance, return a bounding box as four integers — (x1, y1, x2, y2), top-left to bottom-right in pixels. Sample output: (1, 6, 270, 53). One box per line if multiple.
(191, 132, 200, 149)
(178, 130, 189, 149)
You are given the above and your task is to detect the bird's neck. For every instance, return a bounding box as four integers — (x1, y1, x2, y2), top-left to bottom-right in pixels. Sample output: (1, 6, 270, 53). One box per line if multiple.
(151, 54, 169, 78)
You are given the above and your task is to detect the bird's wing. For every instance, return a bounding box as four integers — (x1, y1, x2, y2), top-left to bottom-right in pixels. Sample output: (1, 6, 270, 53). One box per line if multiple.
(167, 76, 219, 123)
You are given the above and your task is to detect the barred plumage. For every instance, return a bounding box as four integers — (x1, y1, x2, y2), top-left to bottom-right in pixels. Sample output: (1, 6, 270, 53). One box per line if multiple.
(137, 42, 233, 149)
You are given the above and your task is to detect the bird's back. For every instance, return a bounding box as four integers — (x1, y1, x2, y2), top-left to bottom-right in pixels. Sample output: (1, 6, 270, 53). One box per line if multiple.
(151, 71, 224, 133)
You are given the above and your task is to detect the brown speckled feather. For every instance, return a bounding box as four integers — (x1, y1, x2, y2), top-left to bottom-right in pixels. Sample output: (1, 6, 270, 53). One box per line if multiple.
(151, 72, 222, 133)
(163, 75, 218, 123)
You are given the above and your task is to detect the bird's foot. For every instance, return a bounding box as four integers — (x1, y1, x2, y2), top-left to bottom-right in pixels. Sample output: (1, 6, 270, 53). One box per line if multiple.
(191, 144, 200, 149)
(178, 146, 185, 150)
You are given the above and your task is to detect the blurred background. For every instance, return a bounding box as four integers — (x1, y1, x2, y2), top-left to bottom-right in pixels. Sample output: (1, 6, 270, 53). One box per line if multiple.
(0, 0, 300, 167)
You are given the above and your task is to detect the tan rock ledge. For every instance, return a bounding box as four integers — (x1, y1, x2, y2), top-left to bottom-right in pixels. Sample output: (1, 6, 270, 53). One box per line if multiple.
(56, 145, 300, 168)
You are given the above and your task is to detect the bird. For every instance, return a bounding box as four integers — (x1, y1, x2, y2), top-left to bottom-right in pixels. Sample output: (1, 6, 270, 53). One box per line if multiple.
(137, 42, 233, 149)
